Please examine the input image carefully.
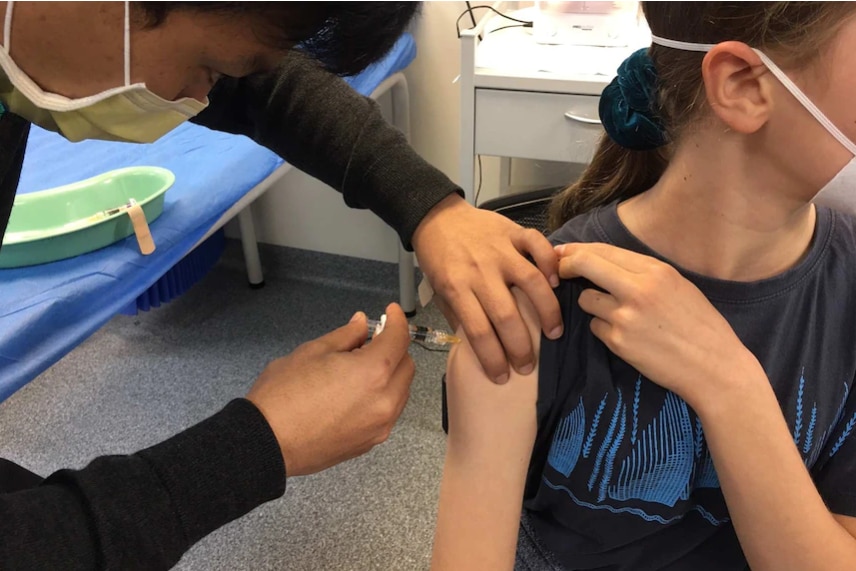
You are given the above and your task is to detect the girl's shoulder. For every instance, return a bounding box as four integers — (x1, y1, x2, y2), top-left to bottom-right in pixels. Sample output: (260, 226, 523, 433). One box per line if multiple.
(548, 205, 610, 248)
(825, 207, 856, 253)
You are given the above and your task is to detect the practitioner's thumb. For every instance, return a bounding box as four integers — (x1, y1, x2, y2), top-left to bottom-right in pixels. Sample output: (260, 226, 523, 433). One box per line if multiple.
(311, 311, 370, 354)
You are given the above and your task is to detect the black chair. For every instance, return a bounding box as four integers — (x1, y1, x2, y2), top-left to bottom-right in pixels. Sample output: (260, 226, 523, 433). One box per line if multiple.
(442, 186, 563, 434)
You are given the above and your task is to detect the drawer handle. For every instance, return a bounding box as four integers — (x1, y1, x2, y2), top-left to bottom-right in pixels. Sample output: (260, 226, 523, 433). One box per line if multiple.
(564, 112, 601, 125)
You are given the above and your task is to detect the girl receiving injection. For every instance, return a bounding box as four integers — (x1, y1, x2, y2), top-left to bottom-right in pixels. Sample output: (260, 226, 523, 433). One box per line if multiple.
(432, 2, 856, 570)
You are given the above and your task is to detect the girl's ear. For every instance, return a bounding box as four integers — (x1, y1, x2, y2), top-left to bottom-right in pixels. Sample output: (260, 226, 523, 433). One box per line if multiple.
(701, 41, 773, 134)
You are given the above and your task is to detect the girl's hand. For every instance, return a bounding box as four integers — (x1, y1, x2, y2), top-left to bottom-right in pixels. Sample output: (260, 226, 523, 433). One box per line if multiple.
(556, 242, 760, 406)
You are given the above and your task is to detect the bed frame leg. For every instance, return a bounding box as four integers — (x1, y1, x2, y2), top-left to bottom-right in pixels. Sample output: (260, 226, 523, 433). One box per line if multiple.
(238, 205, 265, 289)
(385, 74, 417, 317)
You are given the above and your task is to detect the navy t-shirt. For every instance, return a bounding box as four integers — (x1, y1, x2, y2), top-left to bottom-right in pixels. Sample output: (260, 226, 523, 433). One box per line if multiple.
(521, 202, 856, 570)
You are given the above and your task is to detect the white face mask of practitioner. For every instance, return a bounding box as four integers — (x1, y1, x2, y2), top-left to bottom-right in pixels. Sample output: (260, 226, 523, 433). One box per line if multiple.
(0, 0, 208, 143)
(650, 35, 856, 218)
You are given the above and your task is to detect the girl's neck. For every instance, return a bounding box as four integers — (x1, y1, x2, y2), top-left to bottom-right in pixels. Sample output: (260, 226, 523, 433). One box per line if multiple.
(616, 135, 817, 282)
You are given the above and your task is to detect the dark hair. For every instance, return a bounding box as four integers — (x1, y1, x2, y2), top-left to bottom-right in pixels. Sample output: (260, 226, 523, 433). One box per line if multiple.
(548, 1, 856, 231)
(136, 2, 420, 76)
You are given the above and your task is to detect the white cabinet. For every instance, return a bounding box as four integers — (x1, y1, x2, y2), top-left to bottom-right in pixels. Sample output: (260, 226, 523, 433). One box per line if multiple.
(475, 89, 602, 163)
(459, 2, 647, 203)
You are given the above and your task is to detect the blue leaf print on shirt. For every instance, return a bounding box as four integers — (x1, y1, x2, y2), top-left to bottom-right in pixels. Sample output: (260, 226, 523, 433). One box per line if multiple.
(632, 376, 641, 445)
(589, 389, 623, 492)
(609, 392, 696, 506)
(694, 417, 704, 460)
(583, 395, 608, 459)
(803, 405, 817, 456)
(547, 398, 586, 477)
(599, 402, 627, 502)
(830, 412, 856, 458)
(794, 370, 805, 447)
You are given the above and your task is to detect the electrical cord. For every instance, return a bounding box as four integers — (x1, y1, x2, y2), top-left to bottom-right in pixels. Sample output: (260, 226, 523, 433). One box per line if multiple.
(464, 1, 482, 41)
(490, 23, 532, 34)
(456, 3, 533, 38)
(474, 155, 483, 206)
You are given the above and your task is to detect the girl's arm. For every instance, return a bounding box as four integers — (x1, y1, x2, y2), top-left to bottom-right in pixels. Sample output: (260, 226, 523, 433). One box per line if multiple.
(431, 289, 541, 571)
(557, 242, 856, 571)
(696, 370, 856, 571)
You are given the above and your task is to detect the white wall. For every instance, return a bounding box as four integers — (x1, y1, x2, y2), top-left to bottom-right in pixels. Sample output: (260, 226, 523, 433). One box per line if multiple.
(237, 2, 578, 262)
(227, 88, 400, 263)
(404, 2, 465, 193)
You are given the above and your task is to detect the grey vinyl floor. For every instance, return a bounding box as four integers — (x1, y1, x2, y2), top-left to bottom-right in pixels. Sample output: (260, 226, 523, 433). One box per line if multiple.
(0, 241, 451, 570)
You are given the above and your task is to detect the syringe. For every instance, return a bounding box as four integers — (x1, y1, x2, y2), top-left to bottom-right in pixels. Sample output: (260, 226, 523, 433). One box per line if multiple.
(367, 316, 460, 347)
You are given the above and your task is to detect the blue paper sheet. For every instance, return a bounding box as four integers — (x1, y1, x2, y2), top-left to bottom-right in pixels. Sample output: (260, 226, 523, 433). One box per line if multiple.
(0, 34, 416, 401)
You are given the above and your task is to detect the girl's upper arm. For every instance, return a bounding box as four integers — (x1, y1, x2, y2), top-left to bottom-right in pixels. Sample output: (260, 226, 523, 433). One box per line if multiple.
(431, 288, 541, 571)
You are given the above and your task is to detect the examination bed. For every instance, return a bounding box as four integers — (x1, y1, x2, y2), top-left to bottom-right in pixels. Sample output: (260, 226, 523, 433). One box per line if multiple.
(0, 34, 417, 402)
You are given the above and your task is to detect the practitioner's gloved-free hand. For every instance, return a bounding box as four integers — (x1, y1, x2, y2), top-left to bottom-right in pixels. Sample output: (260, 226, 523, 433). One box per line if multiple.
(412, 194, 563, 384)
(246, 304, 414, 476)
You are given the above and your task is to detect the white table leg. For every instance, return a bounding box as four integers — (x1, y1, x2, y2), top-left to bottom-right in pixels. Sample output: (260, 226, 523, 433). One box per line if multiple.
(380, 73, 418, 315)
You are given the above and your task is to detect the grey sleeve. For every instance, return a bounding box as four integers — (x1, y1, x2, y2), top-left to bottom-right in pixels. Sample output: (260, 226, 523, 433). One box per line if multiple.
(192, 52, 463, 249)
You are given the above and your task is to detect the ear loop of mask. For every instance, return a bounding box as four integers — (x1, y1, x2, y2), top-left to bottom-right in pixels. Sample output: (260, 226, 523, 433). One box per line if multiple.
(3, 1, 131, 87)
(3, 0, 14, 55)
(651, 34, 856, 157)
(124, 0, 130, 87)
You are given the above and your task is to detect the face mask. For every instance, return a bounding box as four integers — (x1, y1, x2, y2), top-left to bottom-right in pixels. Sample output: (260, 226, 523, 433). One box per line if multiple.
(651, 35, 856, 217)
(0, 0, 208, 143)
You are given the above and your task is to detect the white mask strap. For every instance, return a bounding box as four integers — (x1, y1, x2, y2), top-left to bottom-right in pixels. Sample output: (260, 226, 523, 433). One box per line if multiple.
(651, 34, 856, 157)
(4, 0, 14, 55)
(124, 0, 130, 86)
(650, 35, 715, 52)
(3, 1, 132, 87)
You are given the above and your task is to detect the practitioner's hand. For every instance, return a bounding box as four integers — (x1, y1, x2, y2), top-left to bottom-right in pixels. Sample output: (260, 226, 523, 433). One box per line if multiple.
(555, 242, 760, 406)
(246, 304, 414, 476)
(413, 194, 563, 384)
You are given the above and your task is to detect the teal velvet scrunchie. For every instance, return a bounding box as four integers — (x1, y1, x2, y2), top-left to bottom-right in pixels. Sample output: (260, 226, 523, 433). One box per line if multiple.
(598, 48, 667, 151)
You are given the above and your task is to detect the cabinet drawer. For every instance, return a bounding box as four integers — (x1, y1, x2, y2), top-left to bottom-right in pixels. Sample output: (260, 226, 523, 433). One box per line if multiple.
(475, 89, 603, 163)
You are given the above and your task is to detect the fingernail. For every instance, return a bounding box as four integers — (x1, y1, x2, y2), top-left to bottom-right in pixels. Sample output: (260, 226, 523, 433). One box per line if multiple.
(519, 362, 534, 375)
(350, 311, 364, 323)
(548, 326, 563, 339)
(554, 245, 566, 255)
(549, 274, 560, 288)
(495, 373, 509, 384)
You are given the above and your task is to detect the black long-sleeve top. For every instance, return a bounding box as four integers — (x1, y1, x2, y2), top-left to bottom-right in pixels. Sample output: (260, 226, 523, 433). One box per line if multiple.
(0, 53, 461, 570)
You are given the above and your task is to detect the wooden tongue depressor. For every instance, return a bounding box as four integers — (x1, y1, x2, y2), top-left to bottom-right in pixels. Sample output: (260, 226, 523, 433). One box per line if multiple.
(124, 199, 155, 255)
